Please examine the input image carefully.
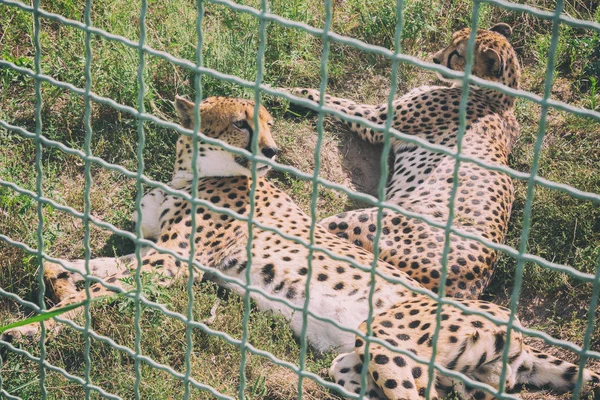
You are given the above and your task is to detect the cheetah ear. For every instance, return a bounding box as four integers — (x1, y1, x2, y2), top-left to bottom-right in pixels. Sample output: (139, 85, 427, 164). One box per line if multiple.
(483, 48, 504, 78)
(174, 95, 195, 129)
(490, 23, 512, 39)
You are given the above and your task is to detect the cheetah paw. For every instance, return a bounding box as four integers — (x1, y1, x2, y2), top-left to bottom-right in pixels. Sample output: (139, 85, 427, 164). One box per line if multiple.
(1, 323, 42, 346)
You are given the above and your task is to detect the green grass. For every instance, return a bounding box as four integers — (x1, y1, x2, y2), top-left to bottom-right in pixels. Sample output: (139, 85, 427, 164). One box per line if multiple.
(1, 0, 600, 398)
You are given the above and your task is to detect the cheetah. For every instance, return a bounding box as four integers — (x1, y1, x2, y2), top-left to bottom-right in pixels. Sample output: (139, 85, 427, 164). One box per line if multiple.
(289, 23, 521, 299)
(3, 96, 598, 399)
(329, 295, 600, 399)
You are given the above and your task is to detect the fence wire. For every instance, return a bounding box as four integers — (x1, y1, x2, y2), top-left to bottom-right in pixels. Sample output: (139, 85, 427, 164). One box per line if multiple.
(31, 0, 48, 396)
(0, 0, 599, 399)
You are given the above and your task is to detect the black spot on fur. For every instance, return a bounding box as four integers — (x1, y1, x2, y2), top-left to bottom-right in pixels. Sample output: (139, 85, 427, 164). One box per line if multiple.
(494, 332, 505, 353)
(412, 367, 422, 379)
(385, 379, 398, 389)
(261, 264, 275, 283)
(562, 366, 578, 382)
(394, 356, 406, 367)
(374, 354, 389, 365)
(57, 271, 70, 280)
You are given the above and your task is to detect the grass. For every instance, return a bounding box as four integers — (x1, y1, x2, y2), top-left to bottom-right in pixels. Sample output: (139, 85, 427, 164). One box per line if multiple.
(1, 0, 599, 398)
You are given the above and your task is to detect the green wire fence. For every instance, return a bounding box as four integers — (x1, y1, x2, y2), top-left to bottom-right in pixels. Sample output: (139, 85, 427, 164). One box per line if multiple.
(1, 0, 600, 399)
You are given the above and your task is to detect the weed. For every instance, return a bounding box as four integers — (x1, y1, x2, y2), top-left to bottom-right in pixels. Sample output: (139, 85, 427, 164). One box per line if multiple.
(0, 53, 34, 87)
(245, 375, 267, 399)
(582, 76, 600, 110)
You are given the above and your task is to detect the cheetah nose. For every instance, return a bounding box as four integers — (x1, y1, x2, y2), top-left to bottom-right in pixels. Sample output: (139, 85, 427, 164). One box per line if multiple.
(261, 147, 279, 159)
(432, 56, 441, 65)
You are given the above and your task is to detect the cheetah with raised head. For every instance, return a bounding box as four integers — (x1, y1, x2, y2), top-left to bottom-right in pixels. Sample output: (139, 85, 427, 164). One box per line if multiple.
(290, 23, 520, 299)
(3, 96, 598, 399)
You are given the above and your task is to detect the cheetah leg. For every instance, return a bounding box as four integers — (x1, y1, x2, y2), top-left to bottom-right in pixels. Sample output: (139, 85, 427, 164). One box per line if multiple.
(436, 374, 503, 400)
(319, 207, 494, 299)
(1, 250, 189, 345)
(319, 207, 438, 280)
(357, 344, 438, 400)
(132, 188, 166, 240)
(319, 207, 382, 253)
(329, 352, 385, 400)
(43, 185, 162, 304)
(516, 346, 600, 395)
(42, 249, 152, 304)
(289, 88, 385, 144)
(319, 207, 442, 257)
(454, 343, 600, 398)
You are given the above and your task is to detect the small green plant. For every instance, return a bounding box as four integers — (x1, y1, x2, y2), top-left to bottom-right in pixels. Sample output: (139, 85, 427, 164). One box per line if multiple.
(119, 270, 171, 305)
(582, 76, 600, 111)
(402, 0, 439, 45)
(0, 53, 34, 87)
(245, 375, 268, 399)
(443, 390, 462, 400)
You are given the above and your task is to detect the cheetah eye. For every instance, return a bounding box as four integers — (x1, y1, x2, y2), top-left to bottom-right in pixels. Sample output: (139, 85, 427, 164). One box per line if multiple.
(233, 120, 252, 134)
(448, 49, 462, 63)
(454, 44, 467, 57)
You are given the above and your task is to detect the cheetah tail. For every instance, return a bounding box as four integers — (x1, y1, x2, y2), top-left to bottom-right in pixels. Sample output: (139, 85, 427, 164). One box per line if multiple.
(517, 346, 600, 394)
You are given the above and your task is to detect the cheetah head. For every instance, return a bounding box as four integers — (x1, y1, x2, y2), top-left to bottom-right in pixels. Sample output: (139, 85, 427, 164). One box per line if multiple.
(432, 23, 520, 90)
(174, 96, 278, 178)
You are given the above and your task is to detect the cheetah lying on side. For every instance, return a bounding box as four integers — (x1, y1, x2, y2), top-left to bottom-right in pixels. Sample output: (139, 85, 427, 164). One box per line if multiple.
(3, 95, 598, 399)
(290, 24, 520, 300)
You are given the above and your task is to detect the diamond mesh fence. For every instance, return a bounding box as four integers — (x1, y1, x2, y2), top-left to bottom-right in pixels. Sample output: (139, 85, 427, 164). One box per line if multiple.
(0, 0, 599, 399)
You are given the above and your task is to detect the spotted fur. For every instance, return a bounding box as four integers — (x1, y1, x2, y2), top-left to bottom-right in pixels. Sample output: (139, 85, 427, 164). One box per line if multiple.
(3, 96, 422, 353)
(3, 95, 597, 399)
(331, 295, 600, 399)
(290, 24, 521, 299)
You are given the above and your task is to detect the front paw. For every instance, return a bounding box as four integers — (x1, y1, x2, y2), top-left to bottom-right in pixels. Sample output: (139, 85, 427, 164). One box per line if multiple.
(133, 188, 165, 240)
(2, 323, 41, 346)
